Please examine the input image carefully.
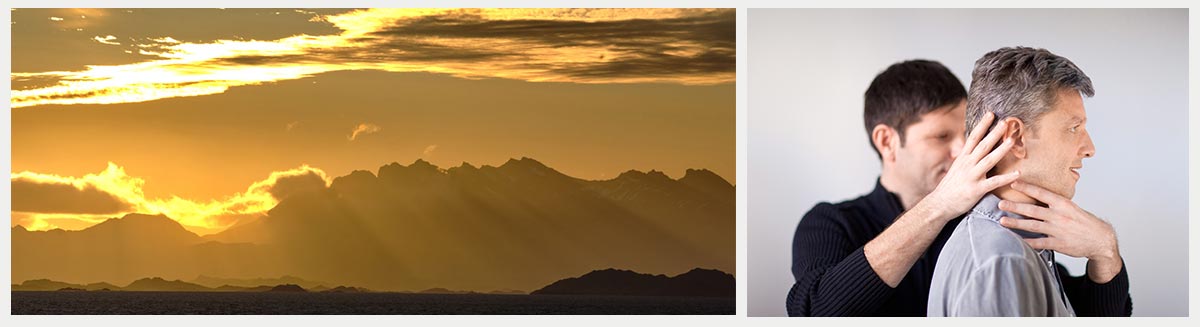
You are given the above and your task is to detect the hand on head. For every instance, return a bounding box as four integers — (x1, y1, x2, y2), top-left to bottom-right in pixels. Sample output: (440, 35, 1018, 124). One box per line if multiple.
(919, 111, 1019, 220)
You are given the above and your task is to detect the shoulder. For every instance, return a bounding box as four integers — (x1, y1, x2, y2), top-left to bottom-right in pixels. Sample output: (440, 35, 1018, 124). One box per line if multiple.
(964, 217, 1030, 254)
(794, 202, 846, 236)
(950, 216, 1039, 267)
(799, 193, 872, 226)
(796, 203, 864, 237)
(800, 202, 841, 221)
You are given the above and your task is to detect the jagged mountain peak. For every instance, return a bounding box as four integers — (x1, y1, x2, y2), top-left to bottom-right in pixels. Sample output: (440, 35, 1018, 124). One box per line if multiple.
(647, 169, 670, 178)
(445, 162, 479, 174)
(104, 213, 171, 223)
(337, 169, 378, 182)
(377, 159, 445, 182)
(682, 168, 721, 181)
(330, 169, 379, 192)
(616, 169, 674, 183)
(500, 157, 548, 169)
(680, 168, 733, 190)
(87, 213, 197, 236)
(409, 158, 438, 170)
(495, 157, 576, 181)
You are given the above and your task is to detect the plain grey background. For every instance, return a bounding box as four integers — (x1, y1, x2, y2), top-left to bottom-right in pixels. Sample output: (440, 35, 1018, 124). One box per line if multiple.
(749, 9, 1188, 317)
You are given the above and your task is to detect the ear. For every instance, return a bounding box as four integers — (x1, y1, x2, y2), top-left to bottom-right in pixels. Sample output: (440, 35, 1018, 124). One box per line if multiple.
(871, 124, 900, 163)
(1001, 117, 1027, 159)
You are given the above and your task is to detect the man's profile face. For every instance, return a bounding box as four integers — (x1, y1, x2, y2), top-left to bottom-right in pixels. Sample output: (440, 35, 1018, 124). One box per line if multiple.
(893, 100, 966, 200)
(1017, 89, 1096, 199)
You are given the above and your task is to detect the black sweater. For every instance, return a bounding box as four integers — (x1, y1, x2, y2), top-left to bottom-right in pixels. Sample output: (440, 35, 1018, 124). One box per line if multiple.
(785, 179, 1132, 316)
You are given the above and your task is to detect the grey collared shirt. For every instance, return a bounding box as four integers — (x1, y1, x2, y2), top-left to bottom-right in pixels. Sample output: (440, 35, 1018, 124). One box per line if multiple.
(927, 194, 1074, 317)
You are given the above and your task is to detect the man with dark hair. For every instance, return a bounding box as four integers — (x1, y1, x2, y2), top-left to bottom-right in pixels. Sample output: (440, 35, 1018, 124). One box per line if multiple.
(927, 46, 1131, 317)
(786, 60, 1020, 316)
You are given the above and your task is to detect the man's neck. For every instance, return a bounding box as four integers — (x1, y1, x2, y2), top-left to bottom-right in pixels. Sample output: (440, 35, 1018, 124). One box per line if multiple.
(992, 184, 1040, 205)
(879, 173, 920, 210)
(990, 165, 1043, 205)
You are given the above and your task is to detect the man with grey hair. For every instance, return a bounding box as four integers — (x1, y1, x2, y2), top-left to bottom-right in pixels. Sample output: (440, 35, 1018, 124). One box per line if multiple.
(927, 46, 1131, 316)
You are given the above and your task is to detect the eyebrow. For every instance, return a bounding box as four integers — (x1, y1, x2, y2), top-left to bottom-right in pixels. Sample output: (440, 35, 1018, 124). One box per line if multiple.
(1067, 115, 1086, 125)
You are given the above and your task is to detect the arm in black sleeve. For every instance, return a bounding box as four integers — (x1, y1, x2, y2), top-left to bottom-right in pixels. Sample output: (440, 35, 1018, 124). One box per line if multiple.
(785, 203, 893, 316)
(1057, 261, 1132, 316)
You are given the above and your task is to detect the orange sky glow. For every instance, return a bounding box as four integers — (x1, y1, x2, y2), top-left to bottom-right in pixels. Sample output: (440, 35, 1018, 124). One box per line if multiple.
(11, 8, 735, 235)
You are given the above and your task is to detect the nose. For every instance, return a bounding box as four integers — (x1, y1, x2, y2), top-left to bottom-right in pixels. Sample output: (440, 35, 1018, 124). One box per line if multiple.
(1081, 129, 1096, 158)
(950, 133, 965, 160)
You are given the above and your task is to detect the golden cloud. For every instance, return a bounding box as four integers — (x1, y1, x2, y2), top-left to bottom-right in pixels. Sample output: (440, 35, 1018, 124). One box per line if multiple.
(92, 35, 120, 45)
(12, 8, 734, 108)
(348, 123, 382, 141)
(11, 163, 331, 235)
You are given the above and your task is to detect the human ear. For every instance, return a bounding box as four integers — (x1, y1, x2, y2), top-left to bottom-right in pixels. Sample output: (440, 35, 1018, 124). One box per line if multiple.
(871, 124, 899, 162)
(1002, 118, 1027, 159)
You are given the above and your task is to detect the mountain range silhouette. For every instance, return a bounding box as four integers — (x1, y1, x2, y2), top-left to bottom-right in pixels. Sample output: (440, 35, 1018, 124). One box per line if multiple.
(12, 157, 733, 293)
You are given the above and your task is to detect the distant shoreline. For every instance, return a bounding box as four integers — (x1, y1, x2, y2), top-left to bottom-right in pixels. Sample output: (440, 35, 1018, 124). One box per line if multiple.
(11, 290, 732, 298)
(12, 291, 734, 315)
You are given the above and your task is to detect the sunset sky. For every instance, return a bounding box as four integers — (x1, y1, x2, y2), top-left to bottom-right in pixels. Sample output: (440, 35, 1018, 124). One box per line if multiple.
(10, 8, 734, 235)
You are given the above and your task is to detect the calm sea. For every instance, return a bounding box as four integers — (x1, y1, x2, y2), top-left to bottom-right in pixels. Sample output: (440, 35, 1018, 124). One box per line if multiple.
(11, 291, 733, 315)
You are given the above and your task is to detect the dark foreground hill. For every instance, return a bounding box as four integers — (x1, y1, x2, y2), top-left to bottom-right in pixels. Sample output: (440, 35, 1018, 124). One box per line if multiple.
(531, 268, 734, 297)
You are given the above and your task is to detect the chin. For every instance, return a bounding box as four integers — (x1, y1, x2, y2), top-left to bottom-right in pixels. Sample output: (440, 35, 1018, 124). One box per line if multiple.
(1029, 180, 1072, 201)
(1057, 185, 1076, 200)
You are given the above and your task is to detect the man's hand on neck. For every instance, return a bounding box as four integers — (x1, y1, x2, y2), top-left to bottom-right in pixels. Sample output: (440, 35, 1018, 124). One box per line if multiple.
(997, 181, 1124, 284)
(992, 183, 1043, 206)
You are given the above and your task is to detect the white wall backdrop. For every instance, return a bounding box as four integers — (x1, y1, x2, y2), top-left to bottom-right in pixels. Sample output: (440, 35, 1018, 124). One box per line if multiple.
(748, 9, 1188, 317)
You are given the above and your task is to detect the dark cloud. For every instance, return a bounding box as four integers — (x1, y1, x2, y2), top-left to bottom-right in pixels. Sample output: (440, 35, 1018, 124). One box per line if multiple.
(360, 10, 736, 80)
(366, 40, 515, 61)
(12, 179, 133, 214)
(217, 54, 314, 66)
(266, 171, 328, 201)
(372, 11, 733, 46)
(218, 10, 734, 81)
(547, 48, 735, 80)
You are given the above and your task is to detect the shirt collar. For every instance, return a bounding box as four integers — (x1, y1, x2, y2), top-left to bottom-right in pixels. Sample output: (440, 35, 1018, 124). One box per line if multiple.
(970, 193, 1047, 239)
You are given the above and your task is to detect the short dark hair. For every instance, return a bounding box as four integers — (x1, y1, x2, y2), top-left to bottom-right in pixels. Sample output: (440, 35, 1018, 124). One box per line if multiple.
(864, 60, 967, 159)
(965, 47, 1094, 138)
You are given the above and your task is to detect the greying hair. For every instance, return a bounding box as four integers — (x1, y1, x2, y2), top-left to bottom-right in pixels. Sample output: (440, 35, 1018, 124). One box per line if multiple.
(965, 47, 1094, 138)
